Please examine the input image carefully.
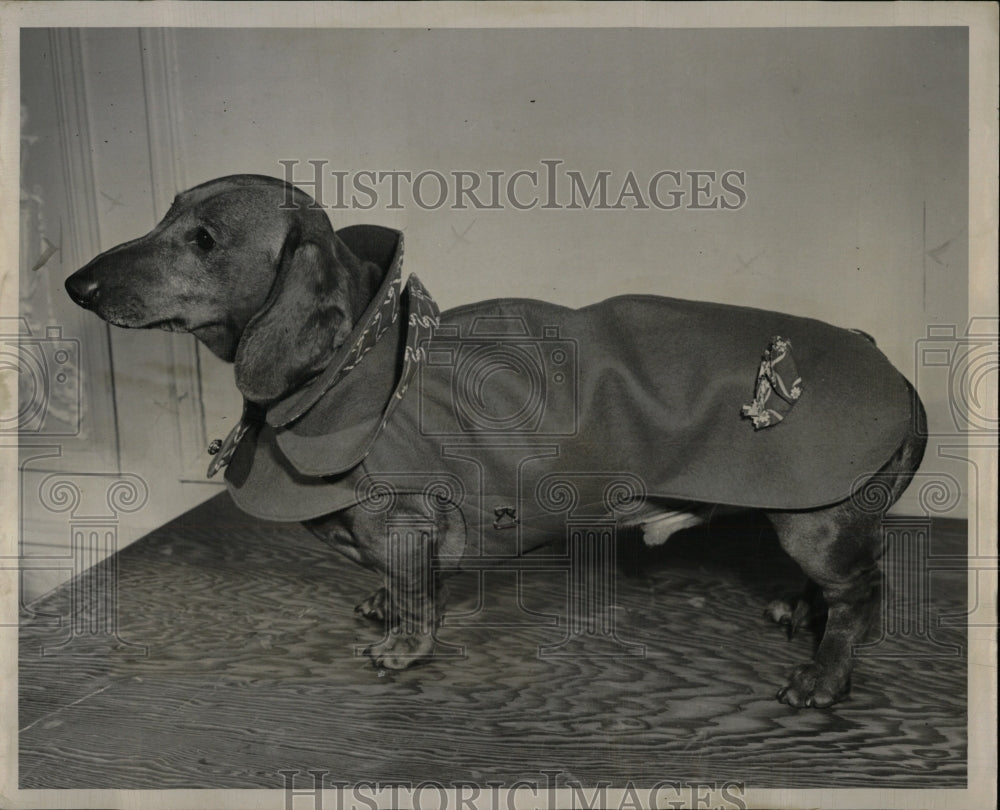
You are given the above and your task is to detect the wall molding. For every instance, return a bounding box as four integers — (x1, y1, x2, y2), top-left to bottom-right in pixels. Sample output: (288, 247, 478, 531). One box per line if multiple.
(47, 29, 120, 471)
(138, 29, 210, 477)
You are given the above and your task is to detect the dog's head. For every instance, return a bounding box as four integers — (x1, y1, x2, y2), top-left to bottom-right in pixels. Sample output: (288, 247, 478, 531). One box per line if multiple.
(66, 175, 379, 403)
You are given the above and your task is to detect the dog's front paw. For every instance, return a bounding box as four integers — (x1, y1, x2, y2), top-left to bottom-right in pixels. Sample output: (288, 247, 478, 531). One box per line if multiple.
(365, 628, 435, 670)
(355, 588, 389, 622)
(776, 663, 850, 709)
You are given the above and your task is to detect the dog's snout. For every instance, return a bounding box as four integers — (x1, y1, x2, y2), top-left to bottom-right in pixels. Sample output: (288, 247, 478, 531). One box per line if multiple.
(65, 271, 100, 308)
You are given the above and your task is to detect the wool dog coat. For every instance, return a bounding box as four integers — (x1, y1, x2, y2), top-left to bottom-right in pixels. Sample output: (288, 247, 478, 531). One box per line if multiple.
(218, 225, 913, 545)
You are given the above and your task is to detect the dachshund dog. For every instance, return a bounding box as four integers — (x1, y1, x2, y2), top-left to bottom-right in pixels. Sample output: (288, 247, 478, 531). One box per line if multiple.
(66, 174, 927, 708)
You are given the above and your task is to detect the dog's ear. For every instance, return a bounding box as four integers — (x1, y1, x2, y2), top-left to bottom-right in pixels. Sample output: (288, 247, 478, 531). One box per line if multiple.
(234, 227, 352, 403)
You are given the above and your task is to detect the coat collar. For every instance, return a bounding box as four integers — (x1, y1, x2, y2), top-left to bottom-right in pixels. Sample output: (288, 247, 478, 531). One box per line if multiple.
(208, 225, 439, 478)
(267, 225, 406, 427)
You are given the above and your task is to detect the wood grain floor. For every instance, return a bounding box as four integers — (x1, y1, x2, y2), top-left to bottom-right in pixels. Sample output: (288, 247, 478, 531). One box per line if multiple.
(19, 494, 967, 789)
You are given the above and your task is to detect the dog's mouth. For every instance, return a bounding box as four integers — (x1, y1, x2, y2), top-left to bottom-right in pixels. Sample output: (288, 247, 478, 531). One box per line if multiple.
(149, 319, 190, 333)
(141, 318, 223, 334)
(88, 307, 189, 331)
(118, 316, 190, 332)
(94, 310, 233, 358)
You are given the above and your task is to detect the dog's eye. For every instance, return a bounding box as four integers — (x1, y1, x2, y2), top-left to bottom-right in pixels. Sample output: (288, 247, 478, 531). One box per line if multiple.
(193, 228, 216, 252)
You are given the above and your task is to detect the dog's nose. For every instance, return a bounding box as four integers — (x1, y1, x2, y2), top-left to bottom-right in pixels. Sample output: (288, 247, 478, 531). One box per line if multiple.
(65, 272, 100, 308)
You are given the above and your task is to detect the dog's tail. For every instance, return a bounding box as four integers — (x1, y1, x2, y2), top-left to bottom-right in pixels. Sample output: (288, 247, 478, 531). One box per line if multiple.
(890, 377, 929, 504)
(852, 378, 928, 514)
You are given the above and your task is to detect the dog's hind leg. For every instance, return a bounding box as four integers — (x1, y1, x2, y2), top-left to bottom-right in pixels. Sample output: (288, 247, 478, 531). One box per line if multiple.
(766, 388, 927, 708)
(766, 503, 885, 707)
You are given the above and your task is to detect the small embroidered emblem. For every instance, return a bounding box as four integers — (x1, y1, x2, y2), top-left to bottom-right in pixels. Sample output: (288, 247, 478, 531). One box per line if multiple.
(741, 335, 803, 430)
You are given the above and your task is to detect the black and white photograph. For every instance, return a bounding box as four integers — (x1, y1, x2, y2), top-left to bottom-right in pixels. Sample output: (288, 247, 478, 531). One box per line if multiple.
(2, 3, 997, 809)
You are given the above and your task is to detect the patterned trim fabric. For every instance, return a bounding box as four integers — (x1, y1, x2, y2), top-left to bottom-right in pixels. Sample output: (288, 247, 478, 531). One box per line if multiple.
(208, 226, 439, 479)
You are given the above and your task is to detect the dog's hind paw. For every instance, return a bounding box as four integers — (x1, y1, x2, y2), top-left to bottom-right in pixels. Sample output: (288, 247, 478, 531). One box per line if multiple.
(365, 629, 435, 670)
(355, 588, 389, 622)
(776, 663, 850, 709)
(764, 598, 813, 639)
